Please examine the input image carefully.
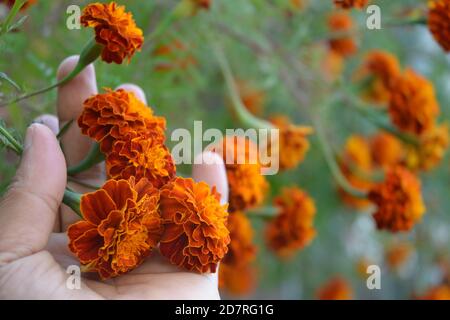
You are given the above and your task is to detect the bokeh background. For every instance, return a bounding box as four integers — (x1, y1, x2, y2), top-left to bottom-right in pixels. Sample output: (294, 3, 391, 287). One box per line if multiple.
(0, 0, 449, 299)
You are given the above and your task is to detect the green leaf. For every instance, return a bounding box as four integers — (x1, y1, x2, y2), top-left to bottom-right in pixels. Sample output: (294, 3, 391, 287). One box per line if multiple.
(0, 72, 22, 92)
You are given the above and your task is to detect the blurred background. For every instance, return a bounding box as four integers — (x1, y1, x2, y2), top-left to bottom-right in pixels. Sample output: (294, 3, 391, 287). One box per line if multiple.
(0, 0, 449, 299)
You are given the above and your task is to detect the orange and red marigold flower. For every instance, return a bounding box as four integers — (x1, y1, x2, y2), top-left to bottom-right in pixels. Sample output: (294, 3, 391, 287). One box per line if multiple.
(316, 277, 353, 300)
(333, 0, 369, 9)
(212, 136, 269, 213)
(265, 187, 316, 258)
(388, 69, 440, 136)
(81, 2, 144, 64)
(159, 177, 230, 273)
(68, 178, 162, 279)
(328, 12, 357, 57)
(368, 166, 425, 232)
(370, 132, 405, 169)
(428, 0, 450, 52)
(269, 115, 313, 171)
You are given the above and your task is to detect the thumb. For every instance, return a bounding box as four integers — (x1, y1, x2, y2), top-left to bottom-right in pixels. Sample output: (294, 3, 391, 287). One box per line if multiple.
(0, 123, 67, 265)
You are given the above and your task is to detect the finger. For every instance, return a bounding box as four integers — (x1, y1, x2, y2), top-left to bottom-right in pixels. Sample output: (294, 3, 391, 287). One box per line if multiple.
(0, 124, 66, 265)
(192, 151, 229, 205)
(116, 83, 147, 104)
(33, 114, 59, 134)
(56, 56, 104, 230)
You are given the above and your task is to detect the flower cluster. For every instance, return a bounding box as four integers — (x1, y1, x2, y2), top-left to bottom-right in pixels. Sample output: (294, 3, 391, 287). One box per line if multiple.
(328, 12, 357, 57)
(333, 0, 369, 9)
(428, 0, 450, 52)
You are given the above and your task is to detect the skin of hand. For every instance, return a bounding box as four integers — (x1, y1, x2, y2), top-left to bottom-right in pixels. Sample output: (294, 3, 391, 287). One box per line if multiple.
(0, 56, 229, 299)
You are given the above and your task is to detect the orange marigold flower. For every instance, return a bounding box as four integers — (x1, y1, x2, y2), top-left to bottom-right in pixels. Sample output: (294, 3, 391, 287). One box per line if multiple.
(388, 69, 440, 135)
(192, 0, 211, 10)
(269, 115, 313, 170)
(370, 132, 404, 169)
(78, 89, 166, 153)
(219, 263, 257, 296)
(81, 2, 143, 64)
(266, 187, 316, 258)
(333, 0, 369, 9)
(406, 124, 449, 171)
(385, 242, 413, 270)
(417, 284, 450, 300)
(212, 136, 269, 213)
(322, 49, 344, 82)
(106, 131, 176, 188)
(328, 12, 357, 57)
(159, 177, 230, 273)
(153, 39, 197, 72)
(357, 50, 401, 104)
(316, 277, 353, 300)
(223, 212, 257, 266)
(67, 178, 162, 279)
(368, 166, 425, 232)
(339, 135, 373, 209)
(428, 0, 450, 52)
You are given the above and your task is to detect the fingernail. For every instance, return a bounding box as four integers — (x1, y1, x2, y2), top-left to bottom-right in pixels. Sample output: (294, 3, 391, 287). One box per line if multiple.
(24, 123, 38, 151)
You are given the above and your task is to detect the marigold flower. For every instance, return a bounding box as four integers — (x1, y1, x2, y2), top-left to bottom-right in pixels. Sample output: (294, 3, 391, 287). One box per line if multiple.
(266, 187, 316, 258)
(406, 124, 449, 171)
(81, 2, 144, 64)
(106, 131, 176, 188)
(192, 0, 211, 10)
(153, 39, 197, 72)
(388, 69, 440, 135)
(67, 178, 162, 279)
(78, 89, 166, 153)
(339, 135, 373, 209)
(159, 177, 230, 273)
(370, 132, 404, 169)
(316, 277, 353, 300)
(328, 12, 357, 57)
(428, 0, 450, 52)
(385, 242, 413, 270)
(333, 0, 369, 9)
(269, 115, 313, 170)
(223, 212, 257, 266)
(212, 136, 269, 212)
(368, 166, 425, 232)
(417, 284, 450, 300)
(357, 50, 401, 104)
(219, 263, 256, 296)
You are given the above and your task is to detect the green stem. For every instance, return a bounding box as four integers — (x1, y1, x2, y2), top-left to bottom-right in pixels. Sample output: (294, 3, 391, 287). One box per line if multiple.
(56, 120, 73, 139)
(0, 0, 27, 36)
(0, 38, 102, 107)
(211, 41, 274, 130)
(246, 206, 278, 219)
(0, 123, 23, 155)
(67, 143, 104, 176)
(63, 189, 82, 218)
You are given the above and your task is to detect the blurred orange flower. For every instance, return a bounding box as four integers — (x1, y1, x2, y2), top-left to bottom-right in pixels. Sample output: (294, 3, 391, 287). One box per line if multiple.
(370, 132, 404, 169)
(192, 0, 211, 10)
(428, 0, 450, 52)
(368, 166, 425, 232)
(223, 212, 257, 266)
(266, 187, 316, 258)
(78, 89, 166, 153)
(386, 242, 413, 270)
(269, 115, 313, 170)
(219, 263, 257, 296)
(322, 49, 344, 82)
(333, 0, 369, 9)
(106, 131, 176, 188)
(388, 69, 439, 135)
(67, 178, 162, 279)
(236, 80, 266, 116)
(212, 136, 269, 212)
(339, 135, 374, 209)
(1, 0, 36, 10)
(81, 2, 143, 64)
(417, 284, 450, 300)
(316, 277, 353, 300)
(406, 124, 449, 171)
(357, 50, 401, 104)
(159, 177, 230, 273)
(153, 39, 197, 72)
(328, 12, 357, 57)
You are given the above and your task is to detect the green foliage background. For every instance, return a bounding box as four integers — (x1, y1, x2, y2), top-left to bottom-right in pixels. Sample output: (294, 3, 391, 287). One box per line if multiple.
(0, 0, 449, 299)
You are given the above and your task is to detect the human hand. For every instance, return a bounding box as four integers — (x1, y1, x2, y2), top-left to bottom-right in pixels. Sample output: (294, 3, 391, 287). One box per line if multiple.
(0, 56, 229, 299)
